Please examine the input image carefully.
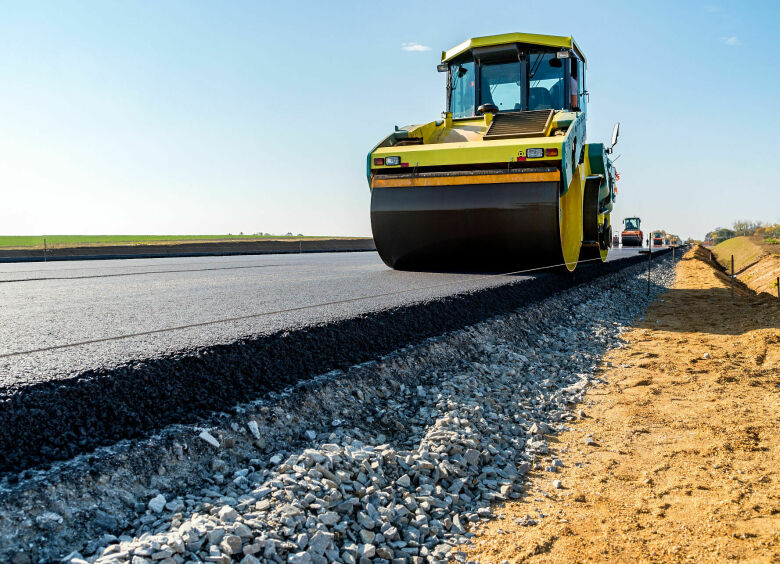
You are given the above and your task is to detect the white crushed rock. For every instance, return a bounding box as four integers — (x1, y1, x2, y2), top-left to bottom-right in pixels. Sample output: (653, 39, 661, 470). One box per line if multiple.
(200, 431, 222, 448)
(148, 495, 167, 514)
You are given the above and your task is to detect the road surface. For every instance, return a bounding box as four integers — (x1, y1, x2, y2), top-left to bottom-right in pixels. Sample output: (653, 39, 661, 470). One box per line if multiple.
(0, 249, 642, 385)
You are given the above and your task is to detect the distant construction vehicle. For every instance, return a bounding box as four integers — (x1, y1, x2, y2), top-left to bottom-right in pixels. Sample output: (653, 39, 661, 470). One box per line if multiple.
(652, 231, 665, 248)
(367, 32, 619, 271)
(621, 217, 643, 247)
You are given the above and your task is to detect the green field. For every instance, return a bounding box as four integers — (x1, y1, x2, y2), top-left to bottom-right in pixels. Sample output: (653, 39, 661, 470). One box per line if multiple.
(0, 234, 345, 249)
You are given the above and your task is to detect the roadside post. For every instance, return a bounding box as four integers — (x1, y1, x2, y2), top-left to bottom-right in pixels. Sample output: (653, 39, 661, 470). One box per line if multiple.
(43, 238, 47, 262)
(647, 235, 652, 295)
(776, 276, 779, 300)
(731, 255, 734, 298)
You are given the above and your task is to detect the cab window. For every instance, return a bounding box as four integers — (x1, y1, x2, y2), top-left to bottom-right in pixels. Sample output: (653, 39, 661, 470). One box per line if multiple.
(528, 53, 564, 110)
(577, 58, 586, 113)
(449, 60, 475, 118)
(479, 61, 523, 111)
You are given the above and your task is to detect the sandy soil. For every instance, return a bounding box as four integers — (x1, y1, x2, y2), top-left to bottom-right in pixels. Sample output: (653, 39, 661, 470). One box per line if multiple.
(465, 246, 780, 562)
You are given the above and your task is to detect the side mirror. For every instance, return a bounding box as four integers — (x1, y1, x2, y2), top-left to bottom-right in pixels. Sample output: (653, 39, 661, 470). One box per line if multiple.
(437, 64, 448, 72)
(611, 122, 620, 148)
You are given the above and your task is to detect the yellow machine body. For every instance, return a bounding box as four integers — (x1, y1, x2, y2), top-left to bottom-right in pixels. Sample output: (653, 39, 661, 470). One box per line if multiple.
(367, 33, 618, 271)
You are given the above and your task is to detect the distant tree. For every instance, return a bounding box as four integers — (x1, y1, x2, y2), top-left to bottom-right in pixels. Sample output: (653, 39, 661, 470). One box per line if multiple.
(297, 233, 303, 237)
(732, 220, 762, 237)
(706, 227, 736, 245)
(755, 223, 780, 238)
(286, 232, 293, 236)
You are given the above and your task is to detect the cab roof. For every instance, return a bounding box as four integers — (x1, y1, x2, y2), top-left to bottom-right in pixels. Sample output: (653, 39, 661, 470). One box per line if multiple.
(442, 32, 586, 64)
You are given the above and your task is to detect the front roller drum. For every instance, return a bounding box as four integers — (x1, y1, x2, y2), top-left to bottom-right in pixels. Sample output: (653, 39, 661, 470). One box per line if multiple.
(621, 234, 643, 247)
(370, 169, 578, 272)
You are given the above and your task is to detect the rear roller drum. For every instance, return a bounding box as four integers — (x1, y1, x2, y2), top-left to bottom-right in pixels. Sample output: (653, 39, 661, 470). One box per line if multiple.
(578, 173, 610, 264)
(370, 169, 583, 272)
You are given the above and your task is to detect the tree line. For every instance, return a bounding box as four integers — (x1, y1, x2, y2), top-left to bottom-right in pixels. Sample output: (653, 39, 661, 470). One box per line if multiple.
(705, 220, 780, 245)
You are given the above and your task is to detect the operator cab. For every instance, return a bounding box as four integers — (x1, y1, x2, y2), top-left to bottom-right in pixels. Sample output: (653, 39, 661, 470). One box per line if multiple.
(444, 43, 586, 118)
(624, 217, 641, 231)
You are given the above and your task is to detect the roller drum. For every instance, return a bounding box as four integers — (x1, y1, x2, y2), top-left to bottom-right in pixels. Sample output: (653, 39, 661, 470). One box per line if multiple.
(370, 179, 565, 271)
(621, 234, 643, 247)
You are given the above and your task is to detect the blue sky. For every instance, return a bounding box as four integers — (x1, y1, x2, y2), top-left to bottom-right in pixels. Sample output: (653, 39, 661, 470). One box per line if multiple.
(1, 0, 777, 240)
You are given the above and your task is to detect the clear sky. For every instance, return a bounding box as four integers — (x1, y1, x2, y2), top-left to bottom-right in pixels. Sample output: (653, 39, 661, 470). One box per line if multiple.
(1, 0, 778, 240)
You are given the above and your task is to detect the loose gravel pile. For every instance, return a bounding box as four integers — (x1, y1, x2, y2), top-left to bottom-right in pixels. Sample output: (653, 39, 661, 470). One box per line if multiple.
(40, 257, 676, 564)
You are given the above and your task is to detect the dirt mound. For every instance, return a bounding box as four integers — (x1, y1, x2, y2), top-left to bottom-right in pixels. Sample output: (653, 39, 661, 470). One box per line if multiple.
(712, 236, 780, 298)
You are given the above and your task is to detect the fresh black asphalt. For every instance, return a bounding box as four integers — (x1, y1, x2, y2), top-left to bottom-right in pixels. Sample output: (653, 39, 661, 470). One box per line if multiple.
(0, 249, 658, 475)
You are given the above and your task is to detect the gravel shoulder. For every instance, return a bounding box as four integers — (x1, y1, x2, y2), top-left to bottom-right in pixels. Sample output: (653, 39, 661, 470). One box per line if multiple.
(465, 245, 780, 562)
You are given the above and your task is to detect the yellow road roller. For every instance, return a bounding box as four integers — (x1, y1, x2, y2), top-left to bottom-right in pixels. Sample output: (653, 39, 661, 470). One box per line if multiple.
(367, 32, 620, 271)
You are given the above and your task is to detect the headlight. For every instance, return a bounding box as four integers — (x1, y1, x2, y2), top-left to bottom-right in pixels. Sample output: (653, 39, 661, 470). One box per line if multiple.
(526, 148, 544, 158)
(385, 156, 401, 166)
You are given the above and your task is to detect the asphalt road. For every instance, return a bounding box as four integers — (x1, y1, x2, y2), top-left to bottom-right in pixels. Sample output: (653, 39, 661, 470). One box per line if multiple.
(0, 247, 662, 472)
(0, 249, 644, 386)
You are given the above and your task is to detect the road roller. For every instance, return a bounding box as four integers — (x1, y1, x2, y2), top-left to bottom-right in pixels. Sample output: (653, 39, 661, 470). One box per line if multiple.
(621, 217, 643, 247)
(367, 32, 620, 271)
